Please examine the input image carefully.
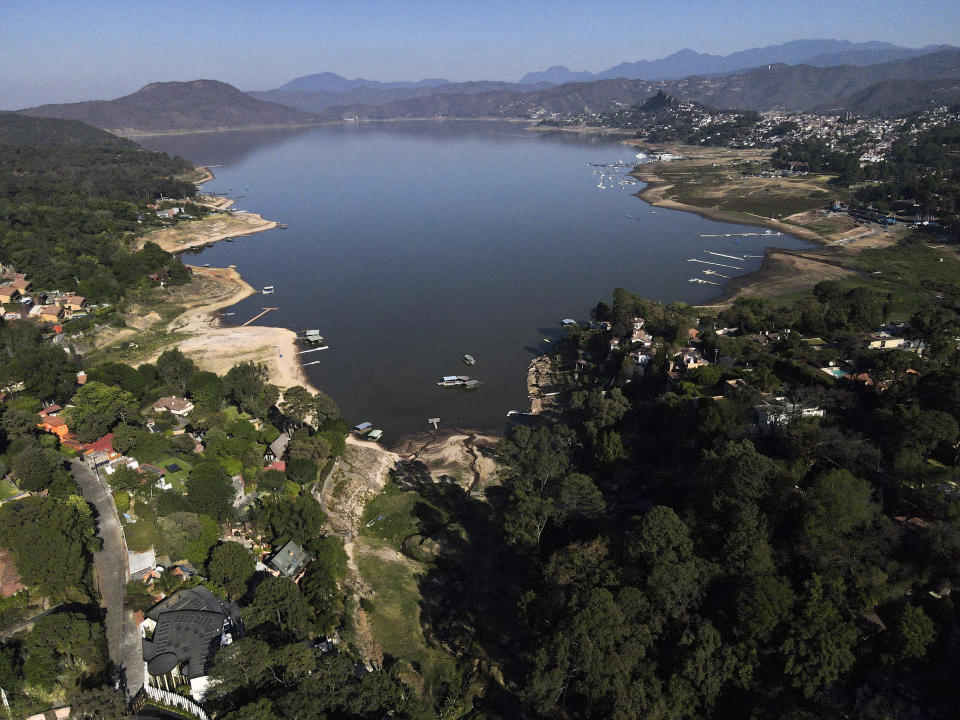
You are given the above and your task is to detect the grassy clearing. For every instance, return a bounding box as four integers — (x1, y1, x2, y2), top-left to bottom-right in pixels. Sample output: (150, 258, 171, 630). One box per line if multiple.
(0, 477, 21, 501)
(360, 481, 420, 548)
(154, 456, 192, 490)
(355, 537, 455, 694)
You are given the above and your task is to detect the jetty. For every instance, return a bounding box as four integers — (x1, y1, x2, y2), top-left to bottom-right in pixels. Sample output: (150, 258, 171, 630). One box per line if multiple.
(297, 346, 329, 354)
(241, 307, 277, 326)
(699, 231, 782, 238)
(687, 258, 744, 270)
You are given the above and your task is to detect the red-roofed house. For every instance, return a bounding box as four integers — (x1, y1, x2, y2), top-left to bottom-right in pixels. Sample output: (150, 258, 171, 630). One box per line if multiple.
(265, 460, 286, 473)
(37, 414, 70, 439)
(0, 549, 26, 598)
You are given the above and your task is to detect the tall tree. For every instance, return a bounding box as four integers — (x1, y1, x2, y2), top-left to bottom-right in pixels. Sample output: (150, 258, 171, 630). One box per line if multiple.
(781, 574, 856, 698)
(208, 542, 256, 601)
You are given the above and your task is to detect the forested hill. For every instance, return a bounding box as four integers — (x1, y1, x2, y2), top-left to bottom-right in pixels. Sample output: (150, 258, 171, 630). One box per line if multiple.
(0, 112, 133, 147)
(0, 115, 196, 297)
(17, 80, 321, 135)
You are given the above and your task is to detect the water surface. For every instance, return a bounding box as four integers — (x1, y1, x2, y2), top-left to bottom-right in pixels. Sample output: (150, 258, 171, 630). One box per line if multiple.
(140, 122, 809, 439)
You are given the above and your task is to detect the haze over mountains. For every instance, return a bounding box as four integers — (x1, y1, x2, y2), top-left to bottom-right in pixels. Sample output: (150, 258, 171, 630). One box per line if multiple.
(518, 39, 955, 84)
(13, 40, 960, 135)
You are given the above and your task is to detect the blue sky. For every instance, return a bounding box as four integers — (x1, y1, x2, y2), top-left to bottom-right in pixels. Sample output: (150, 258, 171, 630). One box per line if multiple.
(1, 0, 959, 109)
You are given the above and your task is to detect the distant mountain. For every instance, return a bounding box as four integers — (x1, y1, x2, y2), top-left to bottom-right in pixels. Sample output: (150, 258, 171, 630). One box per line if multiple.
(17, 80, 320, 135)
(520, 40, 955, 84)
(805, 44, 955, 67)
(518, 66, 595, 85)
(317, 48, 960, 120)
(0, 111, 135, 147)
(275, 72, 451, 94)
(317, 78, 655, 121)
(682, 48, 960, 112)
(250, 80, 553, 114)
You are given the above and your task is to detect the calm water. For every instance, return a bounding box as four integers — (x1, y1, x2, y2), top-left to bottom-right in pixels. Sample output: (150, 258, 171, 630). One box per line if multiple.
(139, 122, 808, 439)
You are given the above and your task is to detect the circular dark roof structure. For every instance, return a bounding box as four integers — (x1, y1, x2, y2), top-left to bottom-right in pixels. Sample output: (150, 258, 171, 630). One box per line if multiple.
(147, 651, 179, 675)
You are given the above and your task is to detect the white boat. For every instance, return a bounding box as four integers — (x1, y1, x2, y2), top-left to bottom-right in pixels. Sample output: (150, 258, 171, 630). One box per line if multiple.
(262, 285, 275, 295)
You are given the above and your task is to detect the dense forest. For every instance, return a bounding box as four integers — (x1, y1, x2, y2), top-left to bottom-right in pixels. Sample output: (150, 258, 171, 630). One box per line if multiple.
(0, 114, 197, 298)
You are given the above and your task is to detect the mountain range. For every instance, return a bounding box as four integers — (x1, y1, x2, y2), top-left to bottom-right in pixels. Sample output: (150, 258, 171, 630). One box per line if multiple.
(249, 80, 553, 115)
(313, 48, 960, 120)
(17, 80, 320, 135)
(518, 39, 955, 84)
(12, 42, 960, 136)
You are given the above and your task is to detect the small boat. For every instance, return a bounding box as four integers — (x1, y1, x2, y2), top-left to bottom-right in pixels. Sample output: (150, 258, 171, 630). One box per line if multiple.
(437, 375, 476, 387)
(367, 429, 383, 441)
(463, 354, 476, 366)
(262, 286, 275, 295)
(224, 237, 234, 242)
(278, 224, 288, 229)
(353, 422, 372, 435)
(543, 338, 551, 343)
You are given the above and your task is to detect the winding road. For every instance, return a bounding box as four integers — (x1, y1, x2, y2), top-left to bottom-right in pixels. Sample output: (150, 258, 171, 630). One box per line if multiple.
(71, 459, 144, 697)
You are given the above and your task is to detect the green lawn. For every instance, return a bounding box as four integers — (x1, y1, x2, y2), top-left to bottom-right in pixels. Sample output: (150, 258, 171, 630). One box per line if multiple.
(360, 483, 420, 548)
(0, 477, 21, 501)
(356, 537, 455, 695)
(154, 456, 192, 491)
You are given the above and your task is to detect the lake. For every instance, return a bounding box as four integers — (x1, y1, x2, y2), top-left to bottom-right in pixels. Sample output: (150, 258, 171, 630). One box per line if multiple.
(139, 121, 809, 440)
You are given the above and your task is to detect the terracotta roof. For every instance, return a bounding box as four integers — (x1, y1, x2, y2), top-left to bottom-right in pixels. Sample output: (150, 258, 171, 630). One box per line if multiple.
(84, 433, 115, 454)
(0, 549, 25, 598)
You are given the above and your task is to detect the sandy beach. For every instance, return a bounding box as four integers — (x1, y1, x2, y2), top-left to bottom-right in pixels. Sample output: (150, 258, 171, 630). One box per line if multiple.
(140, 265, 316, 392)
(137, 211, 277, 253)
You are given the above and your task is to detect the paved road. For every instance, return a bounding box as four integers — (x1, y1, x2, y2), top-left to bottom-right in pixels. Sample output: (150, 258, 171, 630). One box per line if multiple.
(72, 460, 144, 697)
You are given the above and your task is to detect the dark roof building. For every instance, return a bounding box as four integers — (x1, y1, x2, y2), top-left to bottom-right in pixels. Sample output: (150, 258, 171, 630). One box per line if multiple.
(140, 586, 241, 700)
(268, 540, 312, 579)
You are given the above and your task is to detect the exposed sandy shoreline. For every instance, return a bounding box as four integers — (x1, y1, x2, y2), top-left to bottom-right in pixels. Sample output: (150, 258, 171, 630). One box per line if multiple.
(128, 166, 316, 393)
(135, 265, 317, 393)
(138, 211, 277, 253)
(119, 122, 327, 138)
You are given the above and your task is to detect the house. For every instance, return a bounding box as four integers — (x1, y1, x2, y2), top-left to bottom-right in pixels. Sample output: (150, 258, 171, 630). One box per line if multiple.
(37, 414, 70, 439)
(754, 398, 824, 433)
(152, 396, 195, 417)
(0, 286, 21, 303)
(9, 278, 30, 292)
(38, 404, 62, 418)
(76, 370, 87, 385)
(269, 433, 291, 460)
(104, 456, 139, 475)
(267, 540, 312, 580)
(36, 305, 64, 324)
(0, 548, 26, 598)
(140, 586, 241, 701)
(129, 546, 157, 581)
(264, 460, 286, 473)
(630, 317, 646, 343)
(58, 294, 86, 313)
(674, 347, 709, 371)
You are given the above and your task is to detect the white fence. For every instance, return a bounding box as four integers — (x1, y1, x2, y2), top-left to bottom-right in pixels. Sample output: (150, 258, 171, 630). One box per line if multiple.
(142, 684, 209, 720)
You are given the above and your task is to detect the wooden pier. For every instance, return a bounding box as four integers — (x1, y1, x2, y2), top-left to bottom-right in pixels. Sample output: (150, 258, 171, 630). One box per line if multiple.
(241, 307, 278, 327)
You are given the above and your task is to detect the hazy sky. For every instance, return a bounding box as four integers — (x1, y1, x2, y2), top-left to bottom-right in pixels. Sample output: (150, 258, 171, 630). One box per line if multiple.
(2, 0, 959, 109)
